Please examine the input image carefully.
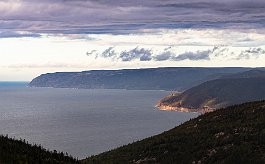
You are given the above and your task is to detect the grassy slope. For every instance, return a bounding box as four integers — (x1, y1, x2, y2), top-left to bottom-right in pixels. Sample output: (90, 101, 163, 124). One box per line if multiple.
(83, 100, 265, 164)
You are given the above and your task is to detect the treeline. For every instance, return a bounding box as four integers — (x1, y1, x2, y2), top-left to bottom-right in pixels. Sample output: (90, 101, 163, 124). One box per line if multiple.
(0, 134, 79, 164)
(83, 100, 265, 164)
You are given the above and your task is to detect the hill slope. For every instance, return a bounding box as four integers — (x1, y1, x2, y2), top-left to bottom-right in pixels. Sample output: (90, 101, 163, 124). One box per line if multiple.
(157, 70, 265, 112)
(0, 135, 79, 163)
(83, 100, 265, 164)
(29, 67, 250, 91)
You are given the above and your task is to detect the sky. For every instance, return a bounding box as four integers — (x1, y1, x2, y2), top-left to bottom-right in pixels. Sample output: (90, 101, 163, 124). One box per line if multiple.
(1, 0, 265, 81)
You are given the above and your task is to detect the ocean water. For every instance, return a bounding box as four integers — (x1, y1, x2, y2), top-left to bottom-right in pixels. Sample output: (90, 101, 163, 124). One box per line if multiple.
(0, 83, 198, 159)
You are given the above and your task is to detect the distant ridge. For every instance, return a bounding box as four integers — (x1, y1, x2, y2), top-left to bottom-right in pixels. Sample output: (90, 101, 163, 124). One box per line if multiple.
(29, 67, 251, 91)
(157, 69, 265, 112)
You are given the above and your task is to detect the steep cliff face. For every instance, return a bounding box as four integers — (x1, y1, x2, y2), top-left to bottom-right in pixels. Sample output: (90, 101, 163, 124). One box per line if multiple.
(157, 70, 265, 112)
(29, 67, 250, 91)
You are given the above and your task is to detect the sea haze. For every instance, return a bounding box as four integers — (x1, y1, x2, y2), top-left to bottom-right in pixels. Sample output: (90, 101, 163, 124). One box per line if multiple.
(0, 83, 198, 159)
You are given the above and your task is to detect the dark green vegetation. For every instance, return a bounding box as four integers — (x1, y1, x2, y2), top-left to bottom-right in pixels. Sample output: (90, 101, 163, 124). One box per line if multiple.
(29, 67, 251, 91)
(158, 70, 265, 110)
(0, 135, 79, 164)
(83, 100, 265, 164)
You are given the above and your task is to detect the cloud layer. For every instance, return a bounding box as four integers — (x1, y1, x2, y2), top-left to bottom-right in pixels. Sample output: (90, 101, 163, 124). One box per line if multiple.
(1, 0, 265, 36)
(0, 31, 41, 38)
(86, 46, 265, 62)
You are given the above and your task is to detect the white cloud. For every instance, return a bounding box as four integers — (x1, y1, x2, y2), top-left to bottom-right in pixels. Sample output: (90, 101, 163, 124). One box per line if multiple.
(0, 28, 265, 81)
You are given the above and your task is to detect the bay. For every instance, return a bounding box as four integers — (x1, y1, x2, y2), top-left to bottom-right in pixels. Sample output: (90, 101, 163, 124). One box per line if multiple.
(0, 84, 198, 159)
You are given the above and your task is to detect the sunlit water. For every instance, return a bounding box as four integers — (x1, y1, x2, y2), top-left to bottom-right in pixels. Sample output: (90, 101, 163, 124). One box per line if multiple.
(0, 83, 199, 159)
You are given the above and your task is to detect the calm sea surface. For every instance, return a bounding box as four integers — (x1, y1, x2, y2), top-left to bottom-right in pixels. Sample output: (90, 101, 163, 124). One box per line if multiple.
(0, 83, 198, 159)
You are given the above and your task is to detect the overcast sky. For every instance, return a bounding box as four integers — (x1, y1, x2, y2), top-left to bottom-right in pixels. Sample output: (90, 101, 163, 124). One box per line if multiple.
(1, 0, 265, 81)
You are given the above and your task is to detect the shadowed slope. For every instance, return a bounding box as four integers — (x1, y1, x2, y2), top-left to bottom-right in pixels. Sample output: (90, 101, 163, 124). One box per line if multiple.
(83, 100, 265, 164)
(157, 70, 265, 112)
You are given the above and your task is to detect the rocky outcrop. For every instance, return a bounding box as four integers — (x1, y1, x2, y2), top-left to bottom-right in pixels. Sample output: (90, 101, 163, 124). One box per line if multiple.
(156, 104, 214, 113)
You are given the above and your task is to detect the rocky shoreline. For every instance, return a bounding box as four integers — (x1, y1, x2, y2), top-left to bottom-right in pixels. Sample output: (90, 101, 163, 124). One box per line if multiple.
(156, 104, 214, 113)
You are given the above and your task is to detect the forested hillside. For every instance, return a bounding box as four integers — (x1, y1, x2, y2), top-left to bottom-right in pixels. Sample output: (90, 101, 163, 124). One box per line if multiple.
(0, 135, 79, 164)
(84, 100, 265, 164)
(157, 70, 265, 111)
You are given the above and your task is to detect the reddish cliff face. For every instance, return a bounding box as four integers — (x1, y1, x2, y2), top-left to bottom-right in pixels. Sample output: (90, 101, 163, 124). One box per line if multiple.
(157, 104, 193, 112)
(156, 92, 216, 113)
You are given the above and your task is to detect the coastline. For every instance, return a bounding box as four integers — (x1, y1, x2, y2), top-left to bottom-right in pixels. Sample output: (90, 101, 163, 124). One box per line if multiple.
(156, 104, 214, 114)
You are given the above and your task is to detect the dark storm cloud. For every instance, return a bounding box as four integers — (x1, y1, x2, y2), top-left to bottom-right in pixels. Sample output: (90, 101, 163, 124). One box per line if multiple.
(1, 0, 265, 36)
